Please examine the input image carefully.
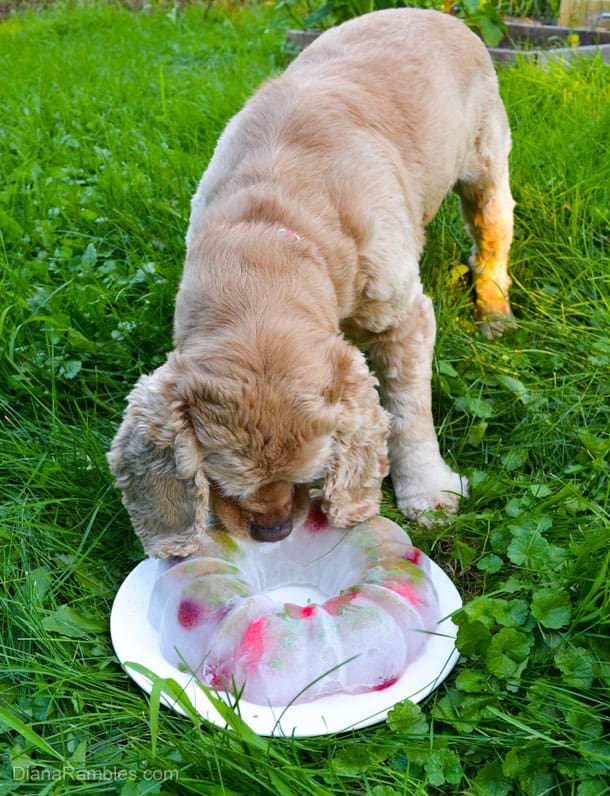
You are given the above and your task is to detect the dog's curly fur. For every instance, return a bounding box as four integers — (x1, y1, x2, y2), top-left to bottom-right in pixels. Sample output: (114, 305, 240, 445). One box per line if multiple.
(108, 9, 514, 557)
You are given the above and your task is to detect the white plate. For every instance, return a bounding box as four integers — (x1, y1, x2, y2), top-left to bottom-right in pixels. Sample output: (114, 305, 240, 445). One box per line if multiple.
(111, 557, 462, 737)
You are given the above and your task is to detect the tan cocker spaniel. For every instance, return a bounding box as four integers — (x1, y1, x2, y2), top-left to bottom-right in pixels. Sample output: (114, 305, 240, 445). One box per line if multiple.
(108, 9, 515, 558)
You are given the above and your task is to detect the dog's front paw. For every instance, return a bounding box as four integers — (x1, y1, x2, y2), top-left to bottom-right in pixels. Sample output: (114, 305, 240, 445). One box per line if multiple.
(322, 488, 382, 529)
(394, 466, 468, 526)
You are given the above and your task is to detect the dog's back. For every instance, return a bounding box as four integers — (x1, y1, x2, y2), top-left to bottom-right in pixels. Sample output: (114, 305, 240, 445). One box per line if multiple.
(187, 9, 507, 248)
(289, 8, 489, 74)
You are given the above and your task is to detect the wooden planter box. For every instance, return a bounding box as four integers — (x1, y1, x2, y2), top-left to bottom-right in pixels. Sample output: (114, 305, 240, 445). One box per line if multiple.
(286, 20, 610, 65)
(491, 20, 610, 63)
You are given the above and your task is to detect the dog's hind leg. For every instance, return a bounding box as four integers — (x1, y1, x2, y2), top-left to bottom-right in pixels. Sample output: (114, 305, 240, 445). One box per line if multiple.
(456, 132, 516, 339)
(366, 294, 468, 524)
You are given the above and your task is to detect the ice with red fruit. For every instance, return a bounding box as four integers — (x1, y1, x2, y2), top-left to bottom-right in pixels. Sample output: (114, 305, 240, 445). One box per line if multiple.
(148, 500, 441, 705)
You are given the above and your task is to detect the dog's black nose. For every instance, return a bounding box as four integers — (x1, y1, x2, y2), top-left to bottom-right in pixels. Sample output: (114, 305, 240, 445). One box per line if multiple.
(250, 515, 293, 542)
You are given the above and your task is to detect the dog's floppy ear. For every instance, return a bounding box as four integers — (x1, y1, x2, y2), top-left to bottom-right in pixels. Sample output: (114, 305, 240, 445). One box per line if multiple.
(322, 340, 391, 527)
(107, 359, 209, 559)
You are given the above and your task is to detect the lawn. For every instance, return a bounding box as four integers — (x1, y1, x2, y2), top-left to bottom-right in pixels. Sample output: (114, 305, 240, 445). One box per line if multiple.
(0, 2, 609, 794)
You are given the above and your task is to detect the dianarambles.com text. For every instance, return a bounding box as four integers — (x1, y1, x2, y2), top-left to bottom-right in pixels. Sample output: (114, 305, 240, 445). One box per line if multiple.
(13, 766, 179, 783)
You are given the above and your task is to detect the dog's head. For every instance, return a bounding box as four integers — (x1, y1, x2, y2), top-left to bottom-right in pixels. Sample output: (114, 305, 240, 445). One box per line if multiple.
(107, 337, 389, 558)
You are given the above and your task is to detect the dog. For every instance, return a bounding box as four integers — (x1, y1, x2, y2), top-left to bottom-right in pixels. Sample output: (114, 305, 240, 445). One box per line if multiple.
(107, 8, 515, 558)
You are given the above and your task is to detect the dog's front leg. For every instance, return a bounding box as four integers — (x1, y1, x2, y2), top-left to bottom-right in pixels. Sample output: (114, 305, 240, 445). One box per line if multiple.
(367, 294, 468, 524)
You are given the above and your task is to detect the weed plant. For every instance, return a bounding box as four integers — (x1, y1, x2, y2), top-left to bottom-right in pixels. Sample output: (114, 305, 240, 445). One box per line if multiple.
(0, 3, 608, 794)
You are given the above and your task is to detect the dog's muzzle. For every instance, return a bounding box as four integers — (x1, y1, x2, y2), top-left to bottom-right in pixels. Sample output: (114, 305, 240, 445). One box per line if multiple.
(250, 515, 293, 543)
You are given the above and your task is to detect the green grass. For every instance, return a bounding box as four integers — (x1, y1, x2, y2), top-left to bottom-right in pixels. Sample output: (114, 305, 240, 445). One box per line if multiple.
(0, 3, 609, 794)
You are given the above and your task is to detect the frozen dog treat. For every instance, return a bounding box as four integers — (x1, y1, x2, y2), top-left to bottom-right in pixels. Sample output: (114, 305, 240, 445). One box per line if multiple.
(148, 503, 441, 706)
